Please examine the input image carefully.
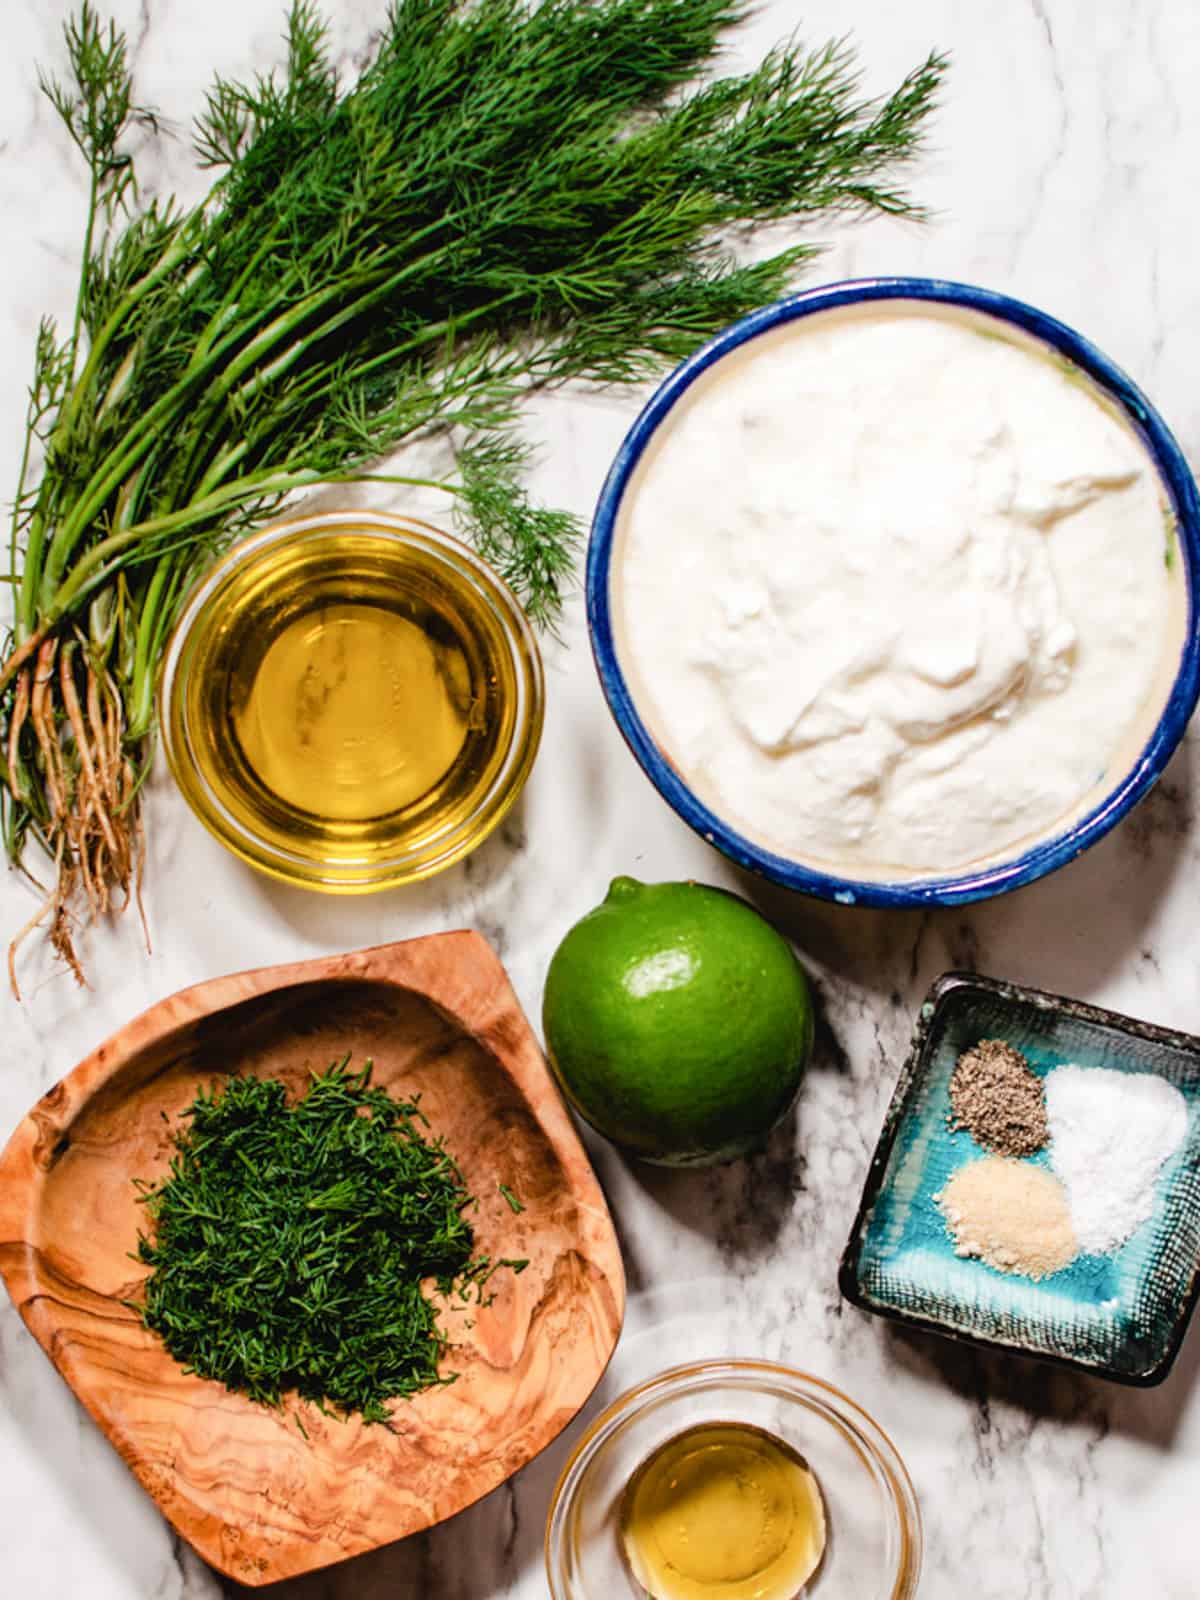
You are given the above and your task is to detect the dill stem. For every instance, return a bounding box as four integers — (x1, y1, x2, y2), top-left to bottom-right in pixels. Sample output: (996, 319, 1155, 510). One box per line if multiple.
(156, 268, 524, 517)
(192, 441, 251, 502)
(45, 468, 324, 619)
(210, 227, 479, 411)
(7, 387, 38, 599)
(41, 363, 228, 605)
(40, 262, 405, 601)
(66, 165, 98, 384)
(16, 506, 49, 644)
(162, 217, 482, 489)
(55, 231, 197, 447)
(126, 556, 185, 739)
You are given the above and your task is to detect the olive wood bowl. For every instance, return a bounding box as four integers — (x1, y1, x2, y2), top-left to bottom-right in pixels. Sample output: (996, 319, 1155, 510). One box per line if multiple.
(0, 933, 625, 1584)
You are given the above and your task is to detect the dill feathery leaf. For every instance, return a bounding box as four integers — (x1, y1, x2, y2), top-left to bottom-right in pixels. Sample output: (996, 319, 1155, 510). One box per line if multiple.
(133, 1059, 515, 1424)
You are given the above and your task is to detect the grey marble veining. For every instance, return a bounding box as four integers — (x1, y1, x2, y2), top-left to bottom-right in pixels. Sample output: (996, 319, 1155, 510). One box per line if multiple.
(3, 2, 1200, 1595)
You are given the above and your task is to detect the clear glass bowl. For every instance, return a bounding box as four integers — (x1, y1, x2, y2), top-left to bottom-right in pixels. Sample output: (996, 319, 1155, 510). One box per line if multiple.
(545, 1359, 921, 1600)
(160, 510, 543, 891)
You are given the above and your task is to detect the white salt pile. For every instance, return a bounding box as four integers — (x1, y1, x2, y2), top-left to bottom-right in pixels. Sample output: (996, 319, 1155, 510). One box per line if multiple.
(1045, 1065, 1188, 1255)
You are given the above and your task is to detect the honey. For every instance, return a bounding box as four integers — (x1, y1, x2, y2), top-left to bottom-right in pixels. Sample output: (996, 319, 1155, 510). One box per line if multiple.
(619, 1422, 826, 1600)
(163, 514, 542, 889)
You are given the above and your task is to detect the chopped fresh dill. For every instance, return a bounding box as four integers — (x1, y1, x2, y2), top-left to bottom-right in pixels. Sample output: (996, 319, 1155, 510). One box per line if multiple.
(498, 1182, 525, 1214)
(132, 1056, 516, 1426)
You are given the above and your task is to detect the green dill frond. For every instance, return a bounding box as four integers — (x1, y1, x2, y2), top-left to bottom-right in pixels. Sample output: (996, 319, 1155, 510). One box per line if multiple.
(3, 0, 947, 978)
(455, 434, 582, 629)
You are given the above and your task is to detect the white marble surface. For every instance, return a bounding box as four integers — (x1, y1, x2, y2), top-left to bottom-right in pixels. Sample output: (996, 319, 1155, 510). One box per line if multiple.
(3, 2, 1200, 1595)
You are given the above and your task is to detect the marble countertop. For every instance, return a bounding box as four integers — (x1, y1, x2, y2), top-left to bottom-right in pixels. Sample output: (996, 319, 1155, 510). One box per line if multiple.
(3, 2, 1200, 1595)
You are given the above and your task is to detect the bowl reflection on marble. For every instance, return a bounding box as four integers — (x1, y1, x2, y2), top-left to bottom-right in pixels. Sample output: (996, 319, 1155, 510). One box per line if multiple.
(544, 1358, 921, 1600)
(587, 276, 1200, 908)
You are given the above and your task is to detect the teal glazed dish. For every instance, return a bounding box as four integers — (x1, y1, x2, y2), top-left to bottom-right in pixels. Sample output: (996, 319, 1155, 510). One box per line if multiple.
(587, 277, 1200, 908)
(839, 972, 1200, 1384)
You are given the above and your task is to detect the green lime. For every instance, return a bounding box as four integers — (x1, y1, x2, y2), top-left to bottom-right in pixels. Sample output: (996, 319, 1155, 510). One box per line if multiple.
(542, 876, 813, 1166)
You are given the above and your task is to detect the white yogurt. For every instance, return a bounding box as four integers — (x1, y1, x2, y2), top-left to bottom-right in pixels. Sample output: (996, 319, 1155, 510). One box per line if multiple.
(614, 304, 1185, 876)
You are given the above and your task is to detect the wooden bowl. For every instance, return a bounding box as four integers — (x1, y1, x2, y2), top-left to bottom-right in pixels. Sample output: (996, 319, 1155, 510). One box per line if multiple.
(0, 934, 625, 1584)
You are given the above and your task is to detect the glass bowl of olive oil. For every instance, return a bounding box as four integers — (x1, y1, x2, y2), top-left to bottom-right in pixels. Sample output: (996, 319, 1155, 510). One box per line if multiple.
(161, 510, 543, 890)
(545, 1359, 921, 1600)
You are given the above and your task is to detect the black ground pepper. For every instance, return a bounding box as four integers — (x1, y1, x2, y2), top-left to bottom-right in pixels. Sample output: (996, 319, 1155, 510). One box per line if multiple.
(949, 1038, 1049, 1157)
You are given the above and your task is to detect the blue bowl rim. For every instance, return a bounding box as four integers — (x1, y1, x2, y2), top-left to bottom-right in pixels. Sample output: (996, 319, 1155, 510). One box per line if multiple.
(586, 276, 1200, 907)
(837, 969, 1200, 1385)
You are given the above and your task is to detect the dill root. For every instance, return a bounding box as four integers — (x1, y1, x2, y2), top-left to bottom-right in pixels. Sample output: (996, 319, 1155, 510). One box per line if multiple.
(133, 1058, 525, 1425)
(1, 0, 946, 991)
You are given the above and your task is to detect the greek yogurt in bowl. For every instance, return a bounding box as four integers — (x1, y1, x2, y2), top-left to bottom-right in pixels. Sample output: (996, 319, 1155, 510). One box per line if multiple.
(588, 280, 1200, 905)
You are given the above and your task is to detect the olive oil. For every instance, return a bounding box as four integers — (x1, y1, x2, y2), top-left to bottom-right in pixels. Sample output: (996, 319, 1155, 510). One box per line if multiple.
(165, 515, 542, 888)
(619, 1422, 826, 1600)
(233, 599, 475, 822)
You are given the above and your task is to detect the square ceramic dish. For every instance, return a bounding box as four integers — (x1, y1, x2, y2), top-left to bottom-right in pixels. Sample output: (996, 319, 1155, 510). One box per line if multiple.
(839, 971, 1200, 1384)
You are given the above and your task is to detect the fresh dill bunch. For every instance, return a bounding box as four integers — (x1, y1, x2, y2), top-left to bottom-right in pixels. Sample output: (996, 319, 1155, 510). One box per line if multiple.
(133, 1057, 525, 1425)
(2, 0, 946, 985)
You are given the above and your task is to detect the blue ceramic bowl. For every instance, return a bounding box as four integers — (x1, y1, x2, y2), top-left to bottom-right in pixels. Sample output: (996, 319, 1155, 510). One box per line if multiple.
(587, 277, 1200, 907)
(839, 971, 1200, 1384)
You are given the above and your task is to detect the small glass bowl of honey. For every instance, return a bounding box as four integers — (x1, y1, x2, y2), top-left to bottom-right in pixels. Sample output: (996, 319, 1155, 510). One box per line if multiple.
(545, 1359, 921, 1600)
(160, 509, 543, 891)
